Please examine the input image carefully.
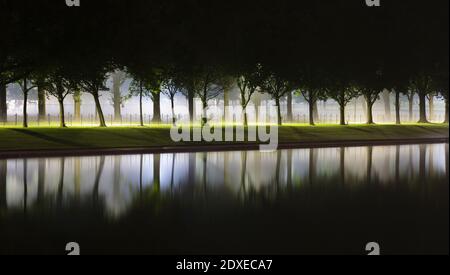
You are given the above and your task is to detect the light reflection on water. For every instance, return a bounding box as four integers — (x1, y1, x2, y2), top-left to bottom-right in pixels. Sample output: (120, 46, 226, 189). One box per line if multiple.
(2, 144, 448, 217)
(0, 144, 448, 254)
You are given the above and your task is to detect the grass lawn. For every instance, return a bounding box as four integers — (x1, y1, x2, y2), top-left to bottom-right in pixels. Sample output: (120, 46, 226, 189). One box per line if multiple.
(0, 124, 448, 153)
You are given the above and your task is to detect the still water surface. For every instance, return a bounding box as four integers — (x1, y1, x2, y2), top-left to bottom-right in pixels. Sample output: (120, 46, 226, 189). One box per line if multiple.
(0, 144, 448, 254)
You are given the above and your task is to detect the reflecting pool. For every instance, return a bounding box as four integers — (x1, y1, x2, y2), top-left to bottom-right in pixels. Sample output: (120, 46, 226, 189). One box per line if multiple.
(0, 144, 448, 254)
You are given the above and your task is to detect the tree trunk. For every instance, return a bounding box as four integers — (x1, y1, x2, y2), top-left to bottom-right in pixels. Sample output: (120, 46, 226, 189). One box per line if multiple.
(188, 89, 195, 125)
(201, 98, 208, 126)
(171, 97, 176, 125)
(58, 98, 66, 127)
(313, 101, 319, 122)
(408, 94, 414, 122)
(286, 92, 293, 122)
(139, 88, 144, 126)
(418, 91, 428, 123)
(38, 86, 46, 122)
(23, 84, 28, 128)
(92, 92, 107, 127)
(152, 92, 161, 123)
(395, 90, 401, 125)
(223, 87, 229, 122)
(241, 93, 248, 126)
(275, 97, 282, 126)
(112, 73, 122, 122)
(339, 103, 346, 126)
(243, 112, 248, 127)
(444, 96, 449, 124)
(361, 97, 367, 121)
(382, 89, 391, 121)
(253, 94, 261, 124)
(0, 84, 6, 123)
(309, 100, 315, 126)
(428, 95, 435, 121)
(74, 90, 81, 122)
(366, 100, 375, 124)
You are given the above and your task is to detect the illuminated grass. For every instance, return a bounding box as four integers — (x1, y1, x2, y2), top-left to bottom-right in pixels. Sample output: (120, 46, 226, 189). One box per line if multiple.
(0, 124, 447, 152)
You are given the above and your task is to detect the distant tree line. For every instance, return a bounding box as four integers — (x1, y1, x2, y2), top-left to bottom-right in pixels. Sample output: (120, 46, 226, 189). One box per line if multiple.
(0, 0, 448, 127)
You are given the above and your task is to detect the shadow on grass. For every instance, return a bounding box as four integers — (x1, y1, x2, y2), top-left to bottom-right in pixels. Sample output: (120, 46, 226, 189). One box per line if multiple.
(8, 129, 85, 148)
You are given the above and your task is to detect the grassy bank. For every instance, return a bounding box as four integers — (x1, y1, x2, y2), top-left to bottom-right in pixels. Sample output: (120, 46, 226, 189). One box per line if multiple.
(0, 124, 448, 153)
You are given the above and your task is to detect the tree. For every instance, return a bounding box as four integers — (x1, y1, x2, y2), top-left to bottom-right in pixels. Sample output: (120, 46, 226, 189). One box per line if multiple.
(410, 72, 434, 123)
(360, 86, 383, 125)
(180, 80, 196, 125)
(161, 78, 180, 125)
(18, 77, 37, 128)
(182, 67, 223, 126)
(37, 85, 46, 122)
(0, 84, 6, 123)
(40, 72, 76, 127)
(144, 70, 164, 124)
(434, 70, 449, 123)
(73, 90, 82, 122)
(129, 77, 149, 127)
(298, 89, 322, 126)
(356, 69, 385, 125)
(382, 90, 392, 121)
(0, 53, 33, 124)
(293, 66, 328, 126)
(236, 64, 262, 126)
(261, 73, 294, 126)
(394, 89, 401, 125)
(150, 86, 162, 124)
(444, 91, 449, 123)
(405, 90, 415, 122)
(327, 82, 360, 126)
(78, 71, 109, 127)
(221, 76, 234, 122)
(110, 70, 127, 122)
(427, 93, 436, 121)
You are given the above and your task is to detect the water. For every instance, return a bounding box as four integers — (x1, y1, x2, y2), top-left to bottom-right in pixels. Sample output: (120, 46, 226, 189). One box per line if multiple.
(0, 144, 448, 255)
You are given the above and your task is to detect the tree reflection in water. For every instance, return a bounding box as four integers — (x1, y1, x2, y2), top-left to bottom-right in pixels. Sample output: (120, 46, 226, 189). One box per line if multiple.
(0, 143, 448, 254)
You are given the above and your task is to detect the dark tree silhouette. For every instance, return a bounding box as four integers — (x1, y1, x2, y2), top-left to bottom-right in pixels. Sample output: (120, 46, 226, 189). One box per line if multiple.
(261, 74, 294, 126)
(161, 78, 180, 126)
(18, 77, 37, 128)
(78, 71, 109, 127)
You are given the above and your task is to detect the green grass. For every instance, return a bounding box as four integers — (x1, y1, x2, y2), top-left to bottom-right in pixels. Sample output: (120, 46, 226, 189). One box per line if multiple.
(0, 124, 448, 152)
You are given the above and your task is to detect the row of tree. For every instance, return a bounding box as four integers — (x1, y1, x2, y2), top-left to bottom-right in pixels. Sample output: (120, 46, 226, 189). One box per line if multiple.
(1, 0, 448, 127)
(4, 63, 449, 127)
